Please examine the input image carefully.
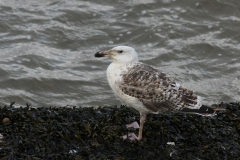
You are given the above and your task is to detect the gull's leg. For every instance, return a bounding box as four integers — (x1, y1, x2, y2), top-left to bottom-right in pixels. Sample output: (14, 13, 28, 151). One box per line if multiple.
(125, 121, 139, 128)
(123, 121, 139, 140)
(137, 113, 147, 140)
(123, 113, 147, 140)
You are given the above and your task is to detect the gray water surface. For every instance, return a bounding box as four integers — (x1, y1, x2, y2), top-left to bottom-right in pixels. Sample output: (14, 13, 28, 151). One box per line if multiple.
(0, 0, 239, 107)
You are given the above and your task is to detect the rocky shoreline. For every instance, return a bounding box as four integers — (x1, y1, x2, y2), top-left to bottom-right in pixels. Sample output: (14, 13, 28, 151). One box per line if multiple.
(0, 102, 239, 159)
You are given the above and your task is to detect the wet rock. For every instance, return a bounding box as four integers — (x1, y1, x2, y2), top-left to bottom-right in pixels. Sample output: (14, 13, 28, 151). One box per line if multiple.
(0, 102, 239, 159)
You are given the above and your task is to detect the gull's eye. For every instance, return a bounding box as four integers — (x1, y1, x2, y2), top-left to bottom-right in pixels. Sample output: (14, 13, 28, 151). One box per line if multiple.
(118, 50, 123, 53)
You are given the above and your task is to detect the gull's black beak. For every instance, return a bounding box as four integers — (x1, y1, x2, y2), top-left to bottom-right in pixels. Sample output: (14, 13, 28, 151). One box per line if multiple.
(94, 52, 103, 57)
(94, 51, 110, 58)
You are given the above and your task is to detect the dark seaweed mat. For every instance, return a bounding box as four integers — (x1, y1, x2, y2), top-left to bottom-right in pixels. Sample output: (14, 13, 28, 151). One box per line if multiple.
(0, 102, 239, 160)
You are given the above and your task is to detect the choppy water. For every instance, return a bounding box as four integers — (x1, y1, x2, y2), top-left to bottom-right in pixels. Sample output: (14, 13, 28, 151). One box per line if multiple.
(0, 0, 239, 107)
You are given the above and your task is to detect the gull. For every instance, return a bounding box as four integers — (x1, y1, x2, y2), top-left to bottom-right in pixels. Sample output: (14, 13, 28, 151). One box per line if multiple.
(94, 46, 224, 140)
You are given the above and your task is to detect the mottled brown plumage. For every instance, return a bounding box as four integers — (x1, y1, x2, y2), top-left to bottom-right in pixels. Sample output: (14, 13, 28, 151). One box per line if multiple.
(119, 63, 201, 114)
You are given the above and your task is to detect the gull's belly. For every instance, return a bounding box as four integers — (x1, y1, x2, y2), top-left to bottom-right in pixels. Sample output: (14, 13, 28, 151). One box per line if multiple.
(106, 63, 151, 114)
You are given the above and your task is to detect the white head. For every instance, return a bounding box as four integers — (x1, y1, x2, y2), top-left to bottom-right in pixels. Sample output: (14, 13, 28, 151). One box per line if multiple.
(94, 46, 138, 63)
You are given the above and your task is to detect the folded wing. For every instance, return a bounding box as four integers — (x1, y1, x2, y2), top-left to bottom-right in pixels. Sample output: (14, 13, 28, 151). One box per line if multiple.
(119, 63, 222, 115)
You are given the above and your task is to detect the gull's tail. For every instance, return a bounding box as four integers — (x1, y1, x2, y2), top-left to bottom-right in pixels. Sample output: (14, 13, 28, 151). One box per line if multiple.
(181, 105, 225, 116)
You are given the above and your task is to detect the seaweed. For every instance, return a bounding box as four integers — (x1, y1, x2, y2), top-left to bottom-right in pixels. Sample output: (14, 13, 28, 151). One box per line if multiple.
(0, 102, 239, 159)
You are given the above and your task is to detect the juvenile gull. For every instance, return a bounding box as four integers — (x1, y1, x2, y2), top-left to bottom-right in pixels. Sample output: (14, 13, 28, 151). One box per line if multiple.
(94, 46, 224, 140)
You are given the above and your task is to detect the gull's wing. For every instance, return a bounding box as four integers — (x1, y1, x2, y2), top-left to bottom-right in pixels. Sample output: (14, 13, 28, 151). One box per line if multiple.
(119, 63, 203, 113)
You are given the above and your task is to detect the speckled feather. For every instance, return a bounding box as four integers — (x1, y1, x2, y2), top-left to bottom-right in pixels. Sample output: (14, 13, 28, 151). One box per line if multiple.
(119, 62, 202, 113)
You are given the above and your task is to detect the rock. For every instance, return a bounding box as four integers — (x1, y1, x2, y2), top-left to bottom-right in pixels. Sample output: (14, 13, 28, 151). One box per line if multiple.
(2, 118, 10, 124)
(0, 102, 239, 159)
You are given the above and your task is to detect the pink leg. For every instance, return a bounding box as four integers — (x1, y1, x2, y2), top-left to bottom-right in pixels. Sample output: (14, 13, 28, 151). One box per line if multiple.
(123, 113, 147, 140)
(125, 121, 140, 128)
(137, 113, 147, 140)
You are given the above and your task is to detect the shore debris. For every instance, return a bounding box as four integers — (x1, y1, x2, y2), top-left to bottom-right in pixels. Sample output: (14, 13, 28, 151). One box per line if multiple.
(0, 102, 239, 159)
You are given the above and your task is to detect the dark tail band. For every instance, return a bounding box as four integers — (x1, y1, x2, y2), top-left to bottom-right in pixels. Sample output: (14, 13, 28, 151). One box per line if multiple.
(181, 105, 225, 116)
